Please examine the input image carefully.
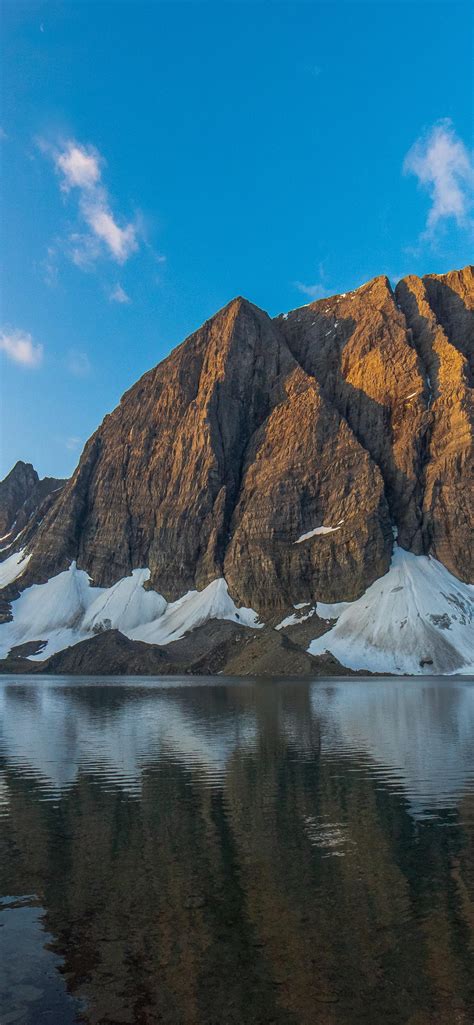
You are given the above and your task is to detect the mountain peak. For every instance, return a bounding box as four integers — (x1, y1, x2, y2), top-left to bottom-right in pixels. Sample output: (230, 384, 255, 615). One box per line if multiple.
(1, 264, 472, 677)
(0, 462, 66, 542)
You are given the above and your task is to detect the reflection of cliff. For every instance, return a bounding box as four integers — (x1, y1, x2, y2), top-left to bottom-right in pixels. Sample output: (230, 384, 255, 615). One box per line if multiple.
(0, 680, 473, 1023)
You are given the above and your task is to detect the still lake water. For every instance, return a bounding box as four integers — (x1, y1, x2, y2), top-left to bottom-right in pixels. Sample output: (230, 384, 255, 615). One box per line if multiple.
(0, 675, 473, 1025)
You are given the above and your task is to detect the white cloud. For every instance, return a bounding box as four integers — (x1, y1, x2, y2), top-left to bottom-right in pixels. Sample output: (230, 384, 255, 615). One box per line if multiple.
(294, 280, 328, 300)
(56, 142, 101, 190)
(65, 349, 91, 377)
(0, 329, 43, 368)
(110, 283, 131, 304)
(82, 200, 137, 262)
(0, 127, 7, 141)
(43, 138, 139, 268)
(403, 119, 473, 236)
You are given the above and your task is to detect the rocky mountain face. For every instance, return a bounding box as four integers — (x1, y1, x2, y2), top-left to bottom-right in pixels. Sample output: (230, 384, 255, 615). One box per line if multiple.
(0, 265, 472, 674)
(0, 461, 65, 540)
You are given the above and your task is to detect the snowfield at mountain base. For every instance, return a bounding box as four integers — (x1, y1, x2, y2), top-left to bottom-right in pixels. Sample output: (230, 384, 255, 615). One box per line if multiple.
(0, 545, 472, 675)
(308, 547, 474, 676)
(0, 563, 262, 661)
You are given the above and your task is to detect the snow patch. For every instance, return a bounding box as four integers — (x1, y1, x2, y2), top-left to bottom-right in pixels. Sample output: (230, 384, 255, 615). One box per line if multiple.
(276, 607, 316, 630)
(0, 549, 32, 588)
(295, 520, 343, 543)
(308, 547, 474, 675)
(315, 600, 353, 621)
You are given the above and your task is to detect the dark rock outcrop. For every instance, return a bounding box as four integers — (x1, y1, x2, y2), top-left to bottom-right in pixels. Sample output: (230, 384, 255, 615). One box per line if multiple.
(0, 460, 66, 545)
(0, 622, 349, 677)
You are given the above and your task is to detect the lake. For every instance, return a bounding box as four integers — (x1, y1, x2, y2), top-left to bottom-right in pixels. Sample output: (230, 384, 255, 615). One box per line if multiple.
(0, 675, 473, 1025)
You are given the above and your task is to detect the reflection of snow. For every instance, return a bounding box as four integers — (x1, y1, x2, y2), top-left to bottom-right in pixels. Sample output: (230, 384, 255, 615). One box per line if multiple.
(0, 678, 473, 822)
(310, 678, 474, 818)
(0, 682, 257, 798)
(303, 816, 356, 857)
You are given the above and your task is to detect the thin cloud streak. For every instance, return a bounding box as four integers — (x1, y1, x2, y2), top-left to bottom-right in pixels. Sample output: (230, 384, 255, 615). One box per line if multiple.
(65, 349, 91, 377)
(294, 280, 328, 300)
(110, 284, 131, 304)
(65, 436, 82, 451)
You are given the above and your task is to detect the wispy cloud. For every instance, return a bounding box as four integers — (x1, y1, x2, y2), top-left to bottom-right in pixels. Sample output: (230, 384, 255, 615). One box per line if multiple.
(305, 63, 322, 78)
(294, 280, 328, 300)
(41, 138, 139, 268)
(65, 436, 82, 451)
(0, 127, 7, 141)
(0, 329, 43, 368)
(110, 283, 131, 304)
(403, 119, 473, 237)
(42, 244, 60, 287)
(65, 349, 91, 377)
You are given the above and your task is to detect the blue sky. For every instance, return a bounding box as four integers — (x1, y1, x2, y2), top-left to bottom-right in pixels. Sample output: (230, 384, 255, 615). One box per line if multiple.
(1, 1, 473, 479)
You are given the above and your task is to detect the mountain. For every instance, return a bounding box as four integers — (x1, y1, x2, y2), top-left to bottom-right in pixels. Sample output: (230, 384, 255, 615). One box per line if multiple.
(0, 265, 473, 675)
(0, 460, 66, 540)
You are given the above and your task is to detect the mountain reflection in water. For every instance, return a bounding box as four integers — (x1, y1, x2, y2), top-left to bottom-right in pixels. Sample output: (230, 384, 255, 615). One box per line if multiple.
(0, 675, 473, 1025)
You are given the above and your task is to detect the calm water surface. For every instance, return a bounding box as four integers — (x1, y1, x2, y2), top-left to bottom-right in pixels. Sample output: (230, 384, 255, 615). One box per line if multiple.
(0, 675, 473, 1025)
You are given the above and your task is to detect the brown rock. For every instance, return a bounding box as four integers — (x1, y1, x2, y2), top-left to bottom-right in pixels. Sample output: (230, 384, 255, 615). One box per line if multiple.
(396, 266, 473, 580)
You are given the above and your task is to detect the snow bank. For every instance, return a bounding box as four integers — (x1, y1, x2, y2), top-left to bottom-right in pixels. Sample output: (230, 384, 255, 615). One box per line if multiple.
(130, 578, 261, 645)
(0, 562, 100, 659)
(83, 569, 167, 634)
(0, 548, 31, 587)
(308, 547, 474, 675)
(0, 565, 261, 661)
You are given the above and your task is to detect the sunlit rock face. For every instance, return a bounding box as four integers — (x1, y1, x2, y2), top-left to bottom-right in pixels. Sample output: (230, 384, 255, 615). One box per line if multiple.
(0, 265, 472, 673)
